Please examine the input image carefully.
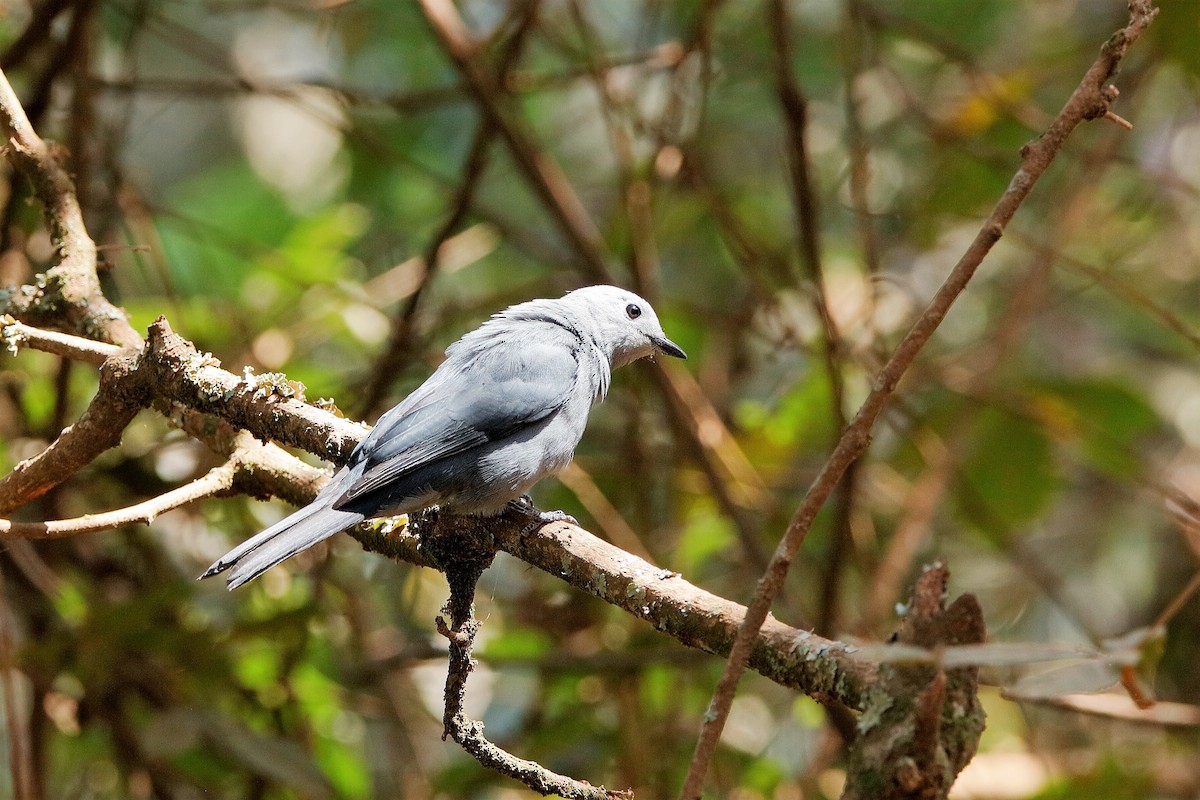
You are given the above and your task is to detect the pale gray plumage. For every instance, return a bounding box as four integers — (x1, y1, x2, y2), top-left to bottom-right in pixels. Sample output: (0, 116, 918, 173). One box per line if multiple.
(202, 285, 686, 589)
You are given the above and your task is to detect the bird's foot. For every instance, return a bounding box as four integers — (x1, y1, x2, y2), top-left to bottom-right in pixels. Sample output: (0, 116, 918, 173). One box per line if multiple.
(507, 495, 578, 534)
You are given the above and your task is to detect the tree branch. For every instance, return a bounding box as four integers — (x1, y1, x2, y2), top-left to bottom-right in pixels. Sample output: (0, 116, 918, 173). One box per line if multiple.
(678, 3, 1159, 797)
(418, 0, 613, 282)
(354, 508, 877, 708)
(0, 67, 138, 347)
(419, 511, 632, 799)
(0, 314, 121, 364)
(140, 317, 365, 464)
(0, 349, 145, 514)
(0, 459, 237, 541)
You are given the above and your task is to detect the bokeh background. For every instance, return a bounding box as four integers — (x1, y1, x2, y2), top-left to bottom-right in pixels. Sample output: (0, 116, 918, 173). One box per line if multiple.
(1, 0, 1199, 797)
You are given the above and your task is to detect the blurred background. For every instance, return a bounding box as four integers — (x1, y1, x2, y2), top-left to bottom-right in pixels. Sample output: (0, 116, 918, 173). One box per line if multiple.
(1, 0, 1199, 797)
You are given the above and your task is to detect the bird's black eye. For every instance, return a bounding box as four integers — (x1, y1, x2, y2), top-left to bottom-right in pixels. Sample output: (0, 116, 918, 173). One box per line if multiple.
(625, 303, 642, 320)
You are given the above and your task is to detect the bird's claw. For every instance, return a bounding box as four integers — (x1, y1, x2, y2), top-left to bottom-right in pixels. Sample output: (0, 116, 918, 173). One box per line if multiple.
(508, 495, 578, 534)
(532, 508, 578, 526)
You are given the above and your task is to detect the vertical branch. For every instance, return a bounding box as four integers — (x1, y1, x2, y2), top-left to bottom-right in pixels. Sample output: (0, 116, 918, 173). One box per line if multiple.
(0, 567, 38, 800)
(841, 0, 882, 277)
(768, 0, 846, 418)
(767, 0, 856, 637)
(422, 512, 633, 800)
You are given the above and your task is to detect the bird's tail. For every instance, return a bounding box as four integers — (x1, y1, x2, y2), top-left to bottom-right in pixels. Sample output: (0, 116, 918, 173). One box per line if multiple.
(201, 473, 363, 590)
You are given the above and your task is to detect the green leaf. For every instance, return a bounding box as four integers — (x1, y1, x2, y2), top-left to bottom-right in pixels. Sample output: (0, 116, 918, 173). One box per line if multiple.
(676, 499, 737, 576)
(1032, 378, 1160, 479)
(481, 627, 554, 660)
(957, 406, 1063, 534)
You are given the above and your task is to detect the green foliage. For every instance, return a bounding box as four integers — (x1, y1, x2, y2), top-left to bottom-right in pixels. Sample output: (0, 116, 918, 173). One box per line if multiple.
(958, 405, 1063, 535)
(1034, 377, 1160, 478)
(1031, 758, 1153, 800)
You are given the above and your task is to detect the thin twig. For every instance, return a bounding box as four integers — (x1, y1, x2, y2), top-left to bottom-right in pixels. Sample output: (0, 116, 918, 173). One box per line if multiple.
(418, 0, 613, 282)
(768, 0, 860, 638)
(424, 514, 632, 799)
(677, 4, 1159, 797)
(0, 315, 123, 364)
(1151, 569, 1200, 632)
(0, 459, 237, 540)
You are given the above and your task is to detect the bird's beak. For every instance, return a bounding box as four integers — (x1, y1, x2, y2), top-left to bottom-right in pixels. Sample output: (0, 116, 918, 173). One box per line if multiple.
(651, 335, 687, 360)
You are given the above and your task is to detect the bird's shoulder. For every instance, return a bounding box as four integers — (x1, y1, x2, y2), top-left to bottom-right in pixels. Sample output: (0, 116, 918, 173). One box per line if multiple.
(350, 320, 583, 469)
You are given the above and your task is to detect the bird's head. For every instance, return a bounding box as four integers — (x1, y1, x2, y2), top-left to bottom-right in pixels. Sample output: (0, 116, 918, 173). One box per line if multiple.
(562, 285, 687, 369)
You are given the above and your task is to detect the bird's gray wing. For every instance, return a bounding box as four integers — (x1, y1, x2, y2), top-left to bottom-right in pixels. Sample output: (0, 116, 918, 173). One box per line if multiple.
(335, 329, 580, 508)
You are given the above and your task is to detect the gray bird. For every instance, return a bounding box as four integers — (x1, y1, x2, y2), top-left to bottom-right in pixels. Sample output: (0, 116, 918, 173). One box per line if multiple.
(202, 285, 686, 589)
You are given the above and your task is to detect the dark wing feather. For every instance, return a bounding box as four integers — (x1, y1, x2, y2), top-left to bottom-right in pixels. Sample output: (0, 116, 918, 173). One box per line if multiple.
(335, 327, 579, 508)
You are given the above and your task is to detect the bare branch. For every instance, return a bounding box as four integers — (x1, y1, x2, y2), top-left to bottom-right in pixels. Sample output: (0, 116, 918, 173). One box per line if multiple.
(0, 350, 146, 514)
(0, 67, 139, 347)
(141, 317, 366, 464)
(418, 0, 613, 282)
(0, 316, 122, 365)
(0, 459, 237, 541)
(493, 512, 874, 704)
(678, 4, 1160, 796)
(419, 513, 632, 799)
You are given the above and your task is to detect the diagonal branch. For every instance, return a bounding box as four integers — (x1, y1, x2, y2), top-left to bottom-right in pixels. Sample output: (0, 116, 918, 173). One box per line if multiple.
(0, 349, 145, 513)
(418, 0, 613, 282)
(678, 3, 1160, 797)
(0, 67, 139, 347)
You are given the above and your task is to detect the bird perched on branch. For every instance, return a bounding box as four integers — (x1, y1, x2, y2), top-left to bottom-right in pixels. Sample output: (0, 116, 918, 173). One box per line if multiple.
(202, 285, 686, 589)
